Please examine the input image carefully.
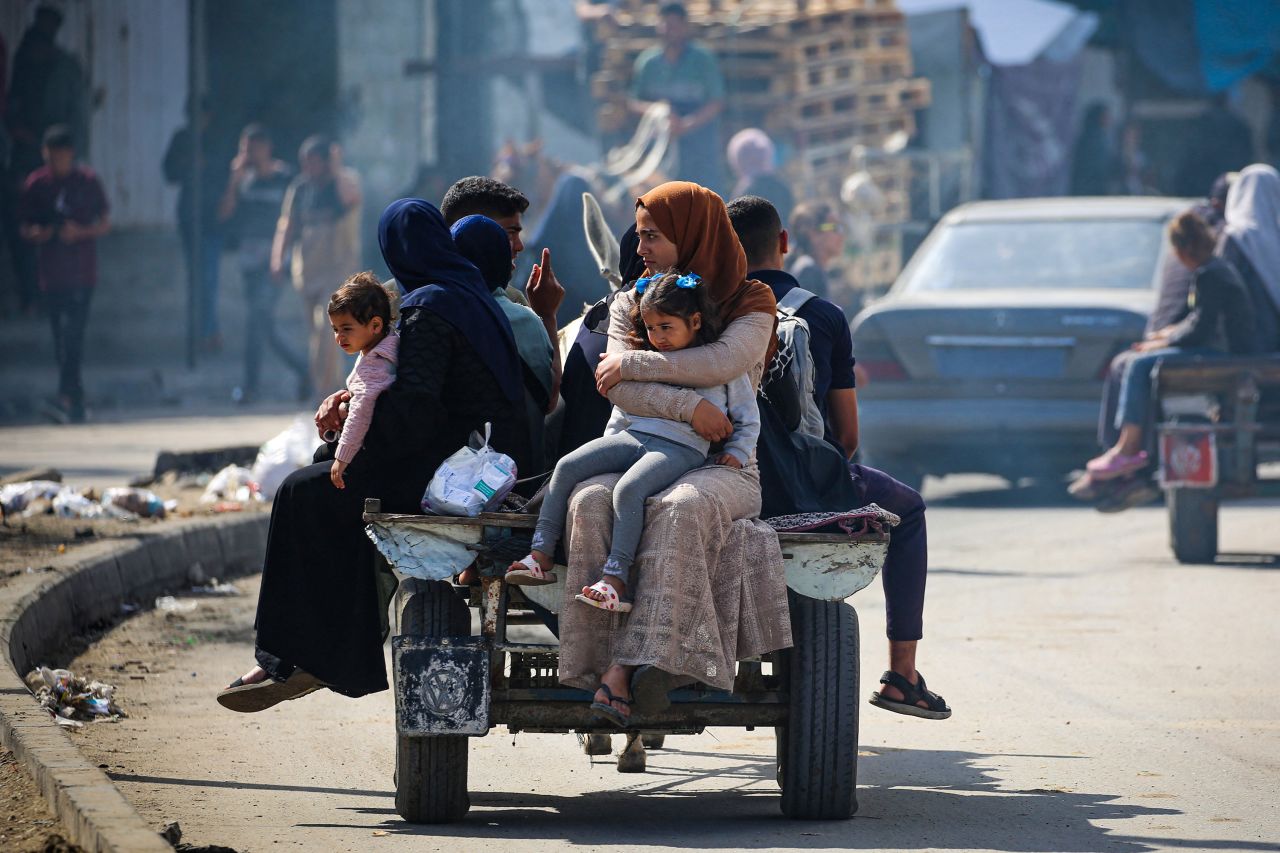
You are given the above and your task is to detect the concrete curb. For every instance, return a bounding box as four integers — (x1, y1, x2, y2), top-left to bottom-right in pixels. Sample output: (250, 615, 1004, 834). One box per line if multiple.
(0, 513, 269, 853)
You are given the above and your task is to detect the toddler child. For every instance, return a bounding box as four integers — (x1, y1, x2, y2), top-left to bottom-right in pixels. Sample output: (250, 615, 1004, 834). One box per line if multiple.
(506, 270, 761, 612)
(326, 272, 398, 489)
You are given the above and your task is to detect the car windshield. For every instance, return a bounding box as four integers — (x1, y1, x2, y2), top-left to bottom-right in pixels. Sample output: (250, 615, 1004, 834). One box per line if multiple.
(900, 219, 1166, 292)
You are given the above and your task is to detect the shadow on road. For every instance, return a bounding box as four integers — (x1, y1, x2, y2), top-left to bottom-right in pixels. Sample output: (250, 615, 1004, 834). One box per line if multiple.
(926, 480, 1082, 510)
(1212, 552, 1280, 570)
(109, 772, 392, 800)
(277, 747, 1269, 851)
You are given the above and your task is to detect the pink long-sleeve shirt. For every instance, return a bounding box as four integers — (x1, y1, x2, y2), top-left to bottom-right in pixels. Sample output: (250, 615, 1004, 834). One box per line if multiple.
(335, 333, 399, 464)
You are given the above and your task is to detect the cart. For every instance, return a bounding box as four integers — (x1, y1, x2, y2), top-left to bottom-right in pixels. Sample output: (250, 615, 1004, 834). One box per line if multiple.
(362, 498, 891, 823)
(1154, 354, 1280, 563)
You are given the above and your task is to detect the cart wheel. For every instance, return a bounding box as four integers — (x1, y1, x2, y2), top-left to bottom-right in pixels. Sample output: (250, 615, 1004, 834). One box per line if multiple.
(776, 591, 859, 820)
(641, 734, 666, 749)
(1167, 487, 1219, 564)
(395, 579, 472, 824)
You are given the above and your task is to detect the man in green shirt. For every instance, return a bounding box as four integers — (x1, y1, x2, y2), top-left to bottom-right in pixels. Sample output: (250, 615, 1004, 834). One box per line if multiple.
(628, 2, 726, 193)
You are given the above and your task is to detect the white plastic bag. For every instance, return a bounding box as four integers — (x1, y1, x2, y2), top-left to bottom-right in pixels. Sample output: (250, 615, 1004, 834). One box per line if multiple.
(251, 417, 321, 500)
(0, 480, 63, 515)
(200, 465, 262, 504)
(421, 424, 517, 517)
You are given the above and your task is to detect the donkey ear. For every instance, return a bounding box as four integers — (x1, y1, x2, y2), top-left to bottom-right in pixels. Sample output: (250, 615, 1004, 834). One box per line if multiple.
(582, 191, 622, 292)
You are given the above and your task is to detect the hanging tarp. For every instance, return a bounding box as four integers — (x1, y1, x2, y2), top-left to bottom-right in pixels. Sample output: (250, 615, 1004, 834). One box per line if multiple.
(1097, 0, 1280, 94)
(981, 53, 1083, 198)
(1194, 0, 1280, 91)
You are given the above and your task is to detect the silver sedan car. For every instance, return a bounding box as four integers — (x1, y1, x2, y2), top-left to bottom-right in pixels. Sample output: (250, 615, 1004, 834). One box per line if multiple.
(851, 196, 1193, 487)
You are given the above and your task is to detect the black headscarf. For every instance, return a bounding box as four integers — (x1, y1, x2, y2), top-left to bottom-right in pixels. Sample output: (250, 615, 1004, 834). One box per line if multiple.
(450, 214, 513, 290)
(618, 223, 645, 290)
(377, 198, 522, 404)
(516, 171, 606, 326)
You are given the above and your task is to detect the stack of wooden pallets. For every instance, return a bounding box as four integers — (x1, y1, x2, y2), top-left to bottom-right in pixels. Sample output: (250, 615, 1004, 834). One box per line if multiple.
(590, 0, 929, 289)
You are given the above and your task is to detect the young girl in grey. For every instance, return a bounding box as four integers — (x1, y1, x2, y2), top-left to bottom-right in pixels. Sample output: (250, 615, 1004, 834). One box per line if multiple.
(507, 270, 761, 613)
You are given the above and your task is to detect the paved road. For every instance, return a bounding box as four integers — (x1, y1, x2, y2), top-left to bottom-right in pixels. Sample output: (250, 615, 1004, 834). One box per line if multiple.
(62, 477, 1279, 853)
(0, 407, 304, 487)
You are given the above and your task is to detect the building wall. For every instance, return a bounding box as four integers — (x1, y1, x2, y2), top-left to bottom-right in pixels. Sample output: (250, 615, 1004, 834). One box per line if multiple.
(87, 1, 188, 228)
(2, 0, 187, 228)
(336, 0, 430, 213)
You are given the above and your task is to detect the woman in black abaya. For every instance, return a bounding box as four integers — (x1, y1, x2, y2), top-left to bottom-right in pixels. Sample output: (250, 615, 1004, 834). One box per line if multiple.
(217, 199, 530, 711)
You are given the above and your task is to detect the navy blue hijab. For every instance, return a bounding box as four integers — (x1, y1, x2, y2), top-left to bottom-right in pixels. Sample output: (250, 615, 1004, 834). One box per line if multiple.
(377, 198, 522, 403)
(449, 214, 514, 290)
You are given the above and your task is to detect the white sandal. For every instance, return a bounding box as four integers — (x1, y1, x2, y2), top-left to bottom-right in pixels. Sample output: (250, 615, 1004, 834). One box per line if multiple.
(506, 554, 557, 586)
(575, 579, 633, 613)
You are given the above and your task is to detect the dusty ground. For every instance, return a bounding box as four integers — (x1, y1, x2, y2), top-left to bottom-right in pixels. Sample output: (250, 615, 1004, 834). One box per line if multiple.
(1, 410, 293, 849)
(0, 747, 81, 852)
(0, 483, 269, 580)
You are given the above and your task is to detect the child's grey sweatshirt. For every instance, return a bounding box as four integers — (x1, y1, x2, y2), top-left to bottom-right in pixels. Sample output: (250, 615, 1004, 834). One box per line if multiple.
(603, 372, 761, 465)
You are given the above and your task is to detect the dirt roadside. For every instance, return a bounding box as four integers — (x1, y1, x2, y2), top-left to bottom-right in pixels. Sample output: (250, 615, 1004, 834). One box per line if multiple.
(57, 576, 263, 852)
(2, 488, 268, 853)
(1, 747, 80, 852)
(1, 478, 269, 582)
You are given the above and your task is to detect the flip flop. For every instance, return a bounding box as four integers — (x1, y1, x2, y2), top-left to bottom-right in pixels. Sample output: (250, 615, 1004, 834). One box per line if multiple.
(630, 664, 673, 715)
(1085, 450, 1149, 481)
(869, 670, 951, 720)
(216, 669, 326, 713)
(505, 554, 557, 586)
(575, 580, 633, 613)
(590, 683, 632, 728)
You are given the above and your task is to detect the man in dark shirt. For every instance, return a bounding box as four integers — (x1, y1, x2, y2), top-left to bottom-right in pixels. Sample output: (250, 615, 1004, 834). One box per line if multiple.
(163, 96, 231, 352)
(727, 195, 951, 722)
(218, 124, 307, 403)
(727, 195, 857, 450)
(18, 125, 110, 422)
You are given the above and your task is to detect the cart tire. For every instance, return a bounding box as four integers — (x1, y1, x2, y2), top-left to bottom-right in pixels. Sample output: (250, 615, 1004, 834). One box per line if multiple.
(395, 579, 472, 824)
(1167, 488, 1218, 564)
(776, 591, 859, 820)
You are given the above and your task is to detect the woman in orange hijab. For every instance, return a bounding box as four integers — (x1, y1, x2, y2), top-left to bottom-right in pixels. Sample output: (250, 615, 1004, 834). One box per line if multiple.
(560, 181, 793, 725)
(595, 181, 778, 439)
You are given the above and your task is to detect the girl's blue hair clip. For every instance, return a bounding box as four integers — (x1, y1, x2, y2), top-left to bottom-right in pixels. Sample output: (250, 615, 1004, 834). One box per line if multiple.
(635, 271, 701, 295)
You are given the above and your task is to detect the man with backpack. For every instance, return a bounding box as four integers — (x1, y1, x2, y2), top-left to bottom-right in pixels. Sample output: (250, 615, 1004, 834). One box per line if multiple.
(727, 195, 951, 721)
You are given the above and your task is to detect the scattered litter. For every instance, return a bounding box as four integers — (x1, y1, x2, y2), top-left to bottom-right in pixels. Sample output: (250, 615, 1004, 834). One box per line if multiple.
(155, 596, 198, 614)
(251, 418, 321, 500)
(199, 465, 263, 505)
(102, 487, 173, 519)
(0, 480, 64, 515)
(24, 667, 127, 725)
(190, 578, 240, 596)
(0, 480, 174, 520)
(372, 831, 389, 837)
